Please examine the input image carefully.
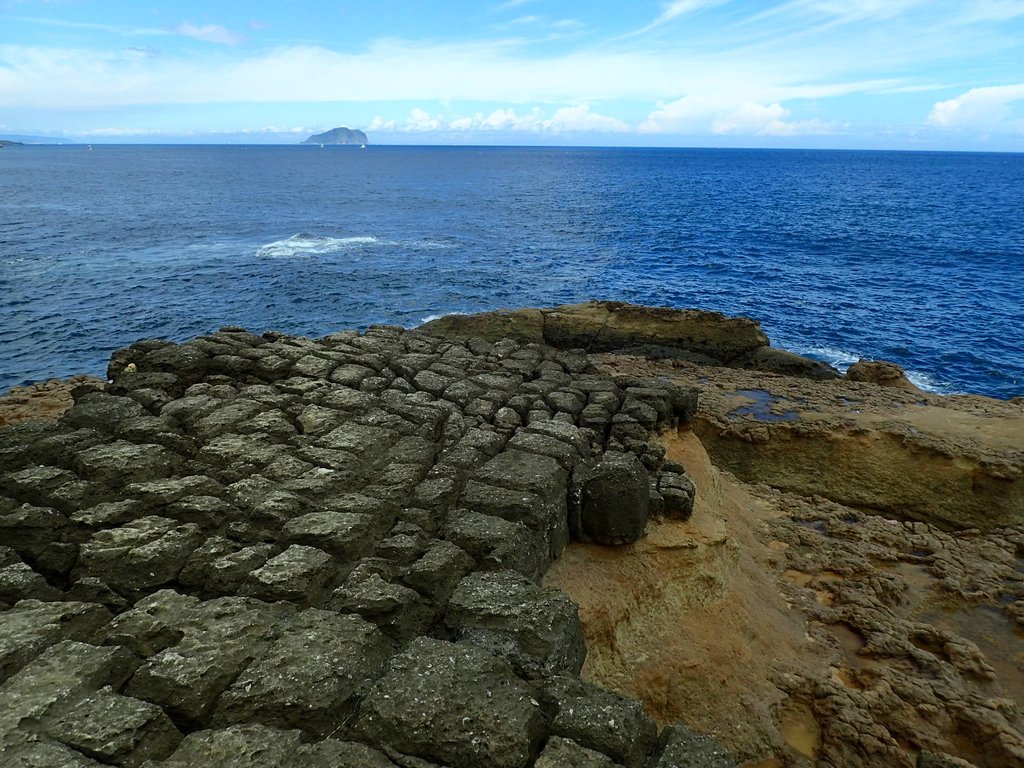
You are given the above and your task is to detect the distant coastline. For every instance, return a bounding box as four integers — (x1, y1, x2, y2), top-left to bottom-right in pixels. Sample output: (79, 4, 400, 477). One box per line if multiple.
(0, 134, 71, 145)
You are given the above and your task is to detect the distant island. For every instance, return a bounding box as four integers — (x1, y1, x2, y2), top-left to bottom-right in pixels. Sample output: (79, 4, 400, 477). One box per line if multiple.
(0, 140, 24, 148)
(0, 134, 70, 145)
(302, 127, 368, 145)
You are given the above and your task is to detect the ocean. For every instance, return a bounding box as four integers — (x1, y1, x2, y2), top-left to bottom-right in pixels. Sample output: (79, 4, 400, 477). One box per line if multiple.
(1, 145, 1021, 399)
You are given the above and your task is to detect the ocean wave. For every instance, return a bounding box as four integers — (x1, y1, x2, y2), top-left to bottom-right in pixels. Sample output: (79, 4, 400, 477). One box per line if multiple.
(903, 370, 954, 395)
(793, 344, 952, 394)
(790, 344, 862, 373)
(416, 311, 466, 326)
(256, 233, 381, 258)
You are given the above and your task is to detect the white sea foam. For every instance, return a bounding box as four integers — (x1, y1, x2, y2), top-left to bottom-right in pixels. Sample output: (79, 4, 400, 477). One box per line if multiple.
(903, 370, 952, 395)
(793, 344, 951, 394)
(416, 310, 466, 326)
(791, 344, 862, 373)
(256, 233, 380, 258)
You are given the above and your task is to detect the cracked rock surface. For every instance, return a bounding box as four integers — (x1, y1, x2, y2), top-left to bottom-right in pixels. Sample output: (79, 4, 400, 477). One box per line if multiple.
(0, 324, 727, 768)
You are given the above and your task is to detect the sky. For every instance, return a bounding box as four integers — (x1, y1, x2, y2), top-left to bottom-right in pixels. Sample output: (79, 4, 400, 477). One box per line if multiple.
(1, 0, 1023, 149)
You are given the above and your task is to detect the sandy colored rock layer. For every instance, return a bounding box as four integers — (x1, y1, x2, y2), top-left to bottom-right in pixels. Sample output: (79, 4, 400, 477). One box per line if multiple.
(0, 376, 105, 427)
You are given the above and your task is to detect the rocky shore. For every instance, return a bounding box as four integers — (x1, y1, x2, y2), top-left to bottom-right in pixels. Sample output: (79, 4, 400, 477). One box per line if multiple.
(1, 301, 1021, 768)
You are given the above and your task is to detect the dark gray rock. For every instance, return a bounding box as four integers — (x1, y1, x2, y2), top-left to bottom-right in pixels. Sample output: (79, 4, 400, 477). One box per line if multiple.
(0, 640, 140, 746)
(213, 609, 392, 736)
(570, 453, 649, 546)
(124, 474, 223, 507)
(178, 538, 276, 596)
(125, 595, 291, 727)
(61, 393, 147, 432)
(44, 688, 183, 766)
(507, 430, 584, 471)
(154, 724, 305, 767)
(0, 502, 68, 558)
(0, 562, 62, 603)
(75, 441, 176, 485)
(402, 539, 473, 602)
(539, 676, 658, 768)
(739, 346, 840, 381)
(76, 516, 204, 598)
(443, 509, 544, 579)
(537, 736, 624, 767)
(282, 511, 377, 563)
(358, 637, 545, 768)
(241, 545, 334, 602)
(648, 724, 736, 768)
(0, 741, 107, 767)
(70, 500, 141, 529)
(657, 472, 695, 521)
(445, 570, 585, 678)
(331, 564, 432, 642)
(0, 600, 111, 684)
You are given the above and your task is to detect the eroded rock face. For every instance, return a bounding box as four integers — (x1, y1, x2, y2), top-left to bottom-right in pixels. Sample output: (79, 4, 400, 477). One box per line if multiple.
(0, 323, 719, 767)
(419, 301, 839, 380)
(421, 301, 769, 364)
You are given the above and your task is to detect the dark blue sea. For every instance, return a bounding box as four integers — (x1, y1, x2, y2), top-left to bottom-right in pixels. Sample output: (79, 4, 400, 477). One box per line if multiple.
(1, 145, 1022, 398)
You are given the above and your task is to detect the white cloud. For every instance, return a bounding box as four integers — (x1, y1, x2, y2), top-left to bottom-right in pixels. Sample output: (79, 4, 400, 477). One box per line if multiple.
(175, 22, 245, 46)
(710, 101, 840, 135)
(762, 0, 930, 24)
(928, 84, 1024, 129)
(953, 0, 1024, 24)
(627, 0, 728, 37)
(759, 117, 841, 136)
(405, 107, 443, 131)
(639, 95, 731, 133)
(640, 98, 840, 136)
(374, 104, 629, 134)
(711, 102, 787, 133)
(367, 115, 396, 131)
(547, 104, 630, 132)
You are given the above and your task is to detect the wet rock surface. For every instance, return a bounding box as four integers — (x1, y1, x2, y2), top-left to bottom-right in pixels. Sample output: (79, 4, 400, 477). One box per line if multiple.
(0, 324, 720, 767)
(763, 489, 1024, 768)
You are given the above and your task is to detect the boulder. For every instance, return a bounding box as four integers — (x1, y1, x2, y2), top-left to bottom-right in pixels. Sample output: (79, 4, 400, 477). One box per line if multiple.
(443, 510, 545, 579)
(846, 358, 923, 393)
(648, 725, 736, 768)
(76, 517, 205, 598)
(656, 472, 696, 521)
(358, 637, 545, 768)
(240, 545, 334, 602)
(154, 724, 303, 768)
(536, 736, 624, 767)
(213, 609, 392, 736)
(570, 453, 649, 545)
(0, 601, 112, 684)
(125, 596, 290, 727)
(445, 570, 586, 678)
(43, 688, 183, 766)
(538, 676, 658, 768)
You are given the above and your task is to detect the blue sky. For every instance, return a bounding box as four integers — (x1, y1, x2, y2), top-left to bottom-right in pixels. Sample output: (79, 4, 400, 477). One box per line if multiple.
(2, 0, 1023, 149)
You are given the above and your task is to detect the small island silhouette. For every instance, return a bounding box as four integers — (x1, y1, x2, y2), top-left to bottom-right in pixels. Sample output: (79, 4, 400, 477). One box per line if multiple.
(302, 127, 368, 145)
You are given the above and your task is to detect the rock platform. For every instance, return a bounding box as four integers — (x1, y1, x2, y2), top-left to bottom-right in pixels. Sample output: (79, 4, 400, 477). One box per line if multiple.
(0, 323, 731, 767)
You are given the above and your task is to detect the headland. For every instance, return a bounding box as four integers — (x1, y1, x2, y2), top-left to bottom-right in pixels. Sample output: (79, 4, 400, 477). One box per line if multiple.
(1, 302, 1020, 768)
